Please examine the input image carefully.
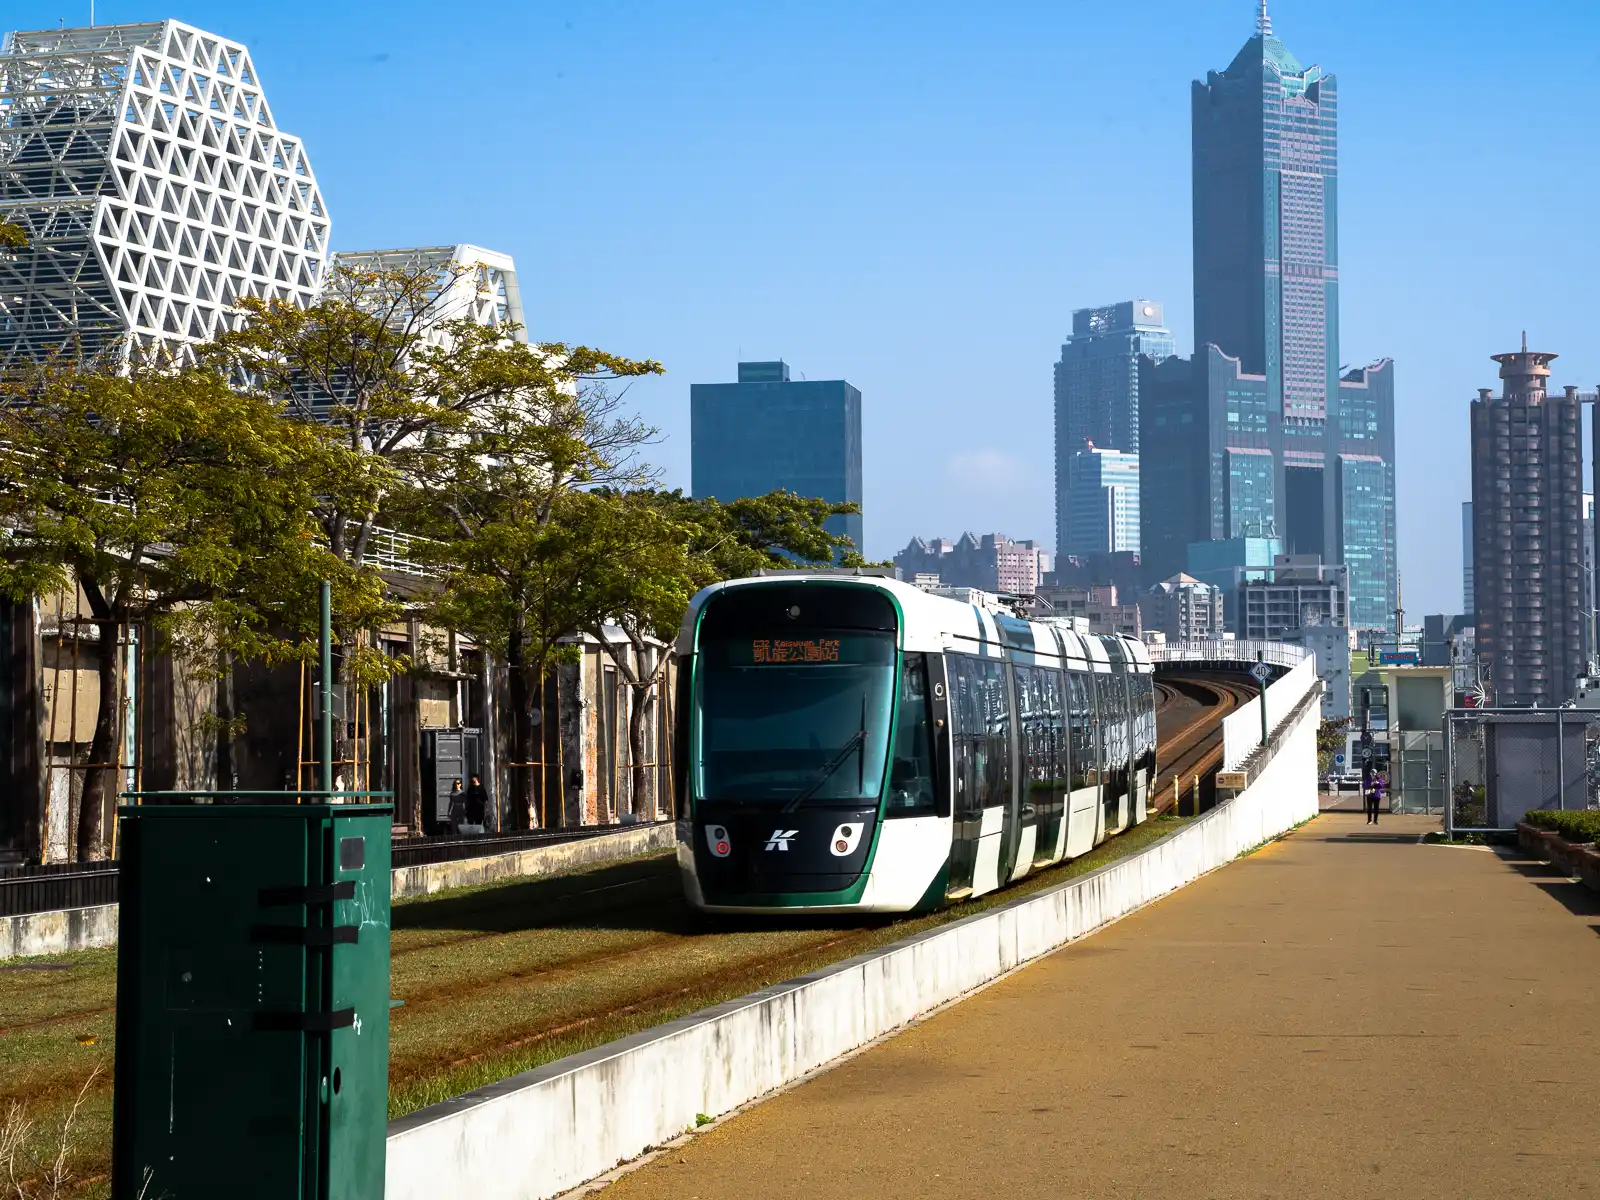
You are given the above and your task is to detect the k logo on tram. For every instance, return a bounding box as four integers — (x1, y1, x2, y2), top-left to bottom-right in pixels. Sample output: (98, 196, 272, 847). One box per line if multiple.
(764, 829, 799, 851)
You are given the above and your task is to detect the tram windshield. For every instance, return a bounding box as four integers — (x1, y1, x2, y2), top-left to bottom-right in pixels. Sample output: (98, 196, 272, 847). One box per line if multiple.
(696, 631, 896, 805)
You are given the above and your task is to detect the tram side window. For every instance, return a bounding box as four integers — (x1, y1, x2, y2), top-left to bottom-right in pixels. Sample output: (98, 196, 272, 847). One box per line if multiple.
(1134, 674, 1156, 767)
(979, 658, 1011, 810)
(1067, 669, 1094, 789)
(1047, 668, 1067, 791)
(948, 655, 984, 818)
(886, 652, 937, 816)
(1095, 673, 1123, 764)
(1014, 665, 1047, 803)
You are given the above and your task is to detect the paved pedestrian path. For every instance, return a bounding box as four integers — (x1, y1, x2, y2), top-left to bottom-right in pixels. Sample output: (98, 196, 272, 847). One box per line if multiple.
(603, 813, 1600, 1199)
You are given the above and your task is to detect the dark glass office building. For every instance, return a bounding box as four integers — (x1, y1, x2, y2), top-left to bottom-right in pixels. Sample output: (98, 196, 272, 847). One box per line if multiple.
(1147, 6, 1397, 630)
(690, 361, 864, 553)
(1140, 344, 1393, 626)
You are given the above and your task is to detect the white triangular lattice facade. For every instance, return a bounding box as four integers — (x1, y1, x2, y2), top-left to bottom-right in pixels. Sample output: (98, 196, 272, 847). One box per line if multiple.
(0, 20, 330, 363)
(331, 245, 527, 347)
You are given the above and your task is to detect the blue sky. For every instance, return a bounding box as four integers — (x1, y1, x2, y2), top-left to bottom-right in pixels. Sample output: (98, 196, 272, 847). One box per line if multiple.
(14, 0, 1600, 616)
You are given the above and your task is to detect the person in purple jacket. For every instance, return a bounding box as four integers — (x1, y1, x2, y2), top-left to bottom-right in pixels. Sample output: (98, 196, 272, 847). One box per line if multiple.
(1364, 771, 1386, 824)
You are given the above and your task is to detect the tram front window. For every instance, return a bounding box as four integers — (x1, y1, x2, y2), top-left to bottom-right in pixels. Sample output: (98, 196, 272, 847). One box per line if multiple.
(697, 632, 895, 805)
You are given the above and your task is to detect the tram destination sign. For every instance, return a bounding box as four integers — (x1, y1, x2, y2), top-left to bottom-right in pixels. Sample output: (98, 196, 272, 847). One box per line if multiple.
(750, 638, 842, 665)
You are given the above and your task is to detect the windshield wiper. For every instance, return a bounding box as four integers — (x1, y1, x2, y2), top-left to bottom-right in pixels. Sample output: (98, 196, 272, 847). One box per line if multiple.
(782, 698, 868, 813)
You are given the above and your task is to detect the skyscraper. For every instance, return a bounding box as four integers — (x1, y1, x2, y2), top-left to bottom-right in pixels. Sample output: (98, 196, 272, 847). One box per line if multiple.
(1156, 4, 1397, 631)
(1062, 444, 1140, 558)
(0, 21, 330, 364)
(1471, 343, 1589, 707)
(1461, 501, 1474, 616)
(691, 361, 863, 553)
(1053, 300, 1171, 557)
(1139, 341, 1392, 622)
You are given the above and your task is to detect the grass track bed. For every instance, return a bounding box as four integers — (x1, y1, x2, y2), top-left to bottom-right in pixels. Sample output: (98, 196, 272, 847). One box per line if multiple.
(0, 815, 1190, 1195)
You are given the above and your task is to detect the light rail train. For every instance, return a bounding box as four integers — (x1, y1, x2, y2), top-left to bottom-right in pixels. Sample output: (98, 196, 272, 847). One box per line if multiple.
(672, 574, 1157, 914)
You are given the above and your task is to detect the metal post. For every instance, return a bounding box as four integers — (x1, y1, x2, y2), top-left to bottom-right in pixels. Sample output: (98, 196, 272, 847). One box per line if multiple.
(1257, 652, 1268, 747)
(1556, 709, 1565, 811)
(1444, 716, 1454, 839)
(319, 580, 333, 796)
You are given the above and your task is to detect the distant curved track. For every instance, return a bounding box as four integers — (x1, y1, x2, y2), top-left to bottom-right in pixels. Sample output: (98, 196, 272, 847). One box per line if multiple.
(1151, 673, 1257, 815)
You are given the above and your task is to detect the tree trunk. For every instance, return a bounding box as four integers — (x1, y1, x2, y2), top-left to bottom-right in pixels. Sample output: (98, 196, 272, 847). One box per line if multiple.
(215, 647, 235, 791)
(627, 681, 652, 820)
(76, 623, 118, 861)
(597, 630, 658, 822)
(506, 627, 536, 829)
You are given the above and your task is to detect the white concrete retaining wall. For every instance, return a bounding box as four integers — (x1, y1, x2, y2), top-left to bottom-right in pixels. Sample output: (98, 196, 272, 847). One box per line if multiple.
(0, 903, 119, 960)
(385, 700, 1321, 1200)
(1224, 656, 1318, 770)
(0, 823, 675, 960)
(389, 822, 676, 901)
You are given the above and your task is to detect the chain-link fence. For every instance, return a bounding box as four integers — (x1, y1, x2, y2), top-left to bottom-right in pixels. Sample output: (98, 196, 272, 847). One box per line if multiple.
(1446, 709, 1600, 834)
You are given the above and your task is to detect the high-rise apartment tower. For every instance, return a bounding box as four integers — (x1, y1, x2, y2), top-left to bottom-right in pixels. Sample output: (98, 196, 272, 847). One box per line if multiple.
(1470, 342, 1588, 707)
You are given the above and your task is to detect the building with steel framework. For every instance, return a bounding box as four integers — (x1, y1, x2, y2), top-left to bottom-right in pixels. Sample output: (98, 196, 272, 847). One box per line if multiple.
(0, 20, 330, 364)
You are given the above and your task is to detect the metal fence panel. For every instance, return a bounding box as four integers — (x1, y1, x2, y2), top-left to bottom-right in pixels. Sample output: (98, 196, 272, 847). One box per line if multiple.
(1395, 730, 1445, 815)
(1447, 710, 1600, 833)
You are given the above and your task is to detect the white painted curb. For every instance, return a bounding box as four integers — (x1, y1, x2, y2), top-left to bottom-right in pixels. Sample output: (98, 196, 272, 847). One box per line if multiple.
(385, 701, 1319, 1200)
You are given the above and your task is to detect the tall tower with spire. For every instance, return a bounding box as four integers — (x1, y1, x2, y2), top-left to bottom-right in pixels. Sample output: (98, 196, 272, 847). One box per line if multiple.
(1145, 3, 1398, 632)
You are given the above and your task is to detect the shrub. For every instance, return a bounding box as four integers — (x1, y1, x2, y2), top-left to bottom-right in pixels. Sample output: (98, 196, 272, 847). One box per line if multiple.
(1524, 810, 1600, 844)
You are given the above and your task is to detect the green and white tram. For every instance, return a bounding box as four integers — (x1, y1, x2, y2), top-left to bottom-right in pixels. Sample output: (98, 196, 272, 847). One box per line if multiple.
(672, 574, 1157, 914)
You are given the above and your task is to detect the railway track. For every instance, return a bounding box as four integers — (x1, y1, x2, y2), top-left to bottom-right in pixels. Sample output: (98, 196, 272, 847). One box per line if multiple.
(1151, 673, 1256, 815)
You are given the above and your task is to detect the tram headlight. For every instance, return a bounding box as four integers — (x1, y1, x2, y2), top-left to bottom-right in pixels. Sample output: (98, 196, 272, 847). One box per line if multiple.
(829, 822, 864, 857)
(704, 825, 731, 858)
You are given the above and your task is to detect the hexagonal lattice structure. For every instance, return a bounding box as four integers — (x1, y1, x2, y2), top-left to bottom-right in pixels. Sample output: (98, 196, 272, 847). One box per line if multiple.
(0, 20, 330, 364)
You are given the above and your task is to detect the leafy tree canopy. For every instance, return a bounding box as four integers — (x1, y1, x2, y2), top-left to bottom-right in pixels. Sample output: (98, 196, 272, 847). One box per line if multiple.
(0, 362, 378, 854)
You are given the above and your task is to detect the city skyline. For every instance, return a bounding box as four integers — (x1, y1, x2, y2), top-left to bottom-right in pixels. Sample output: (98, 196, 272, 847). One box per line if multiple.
(6, 0, 1596, 618)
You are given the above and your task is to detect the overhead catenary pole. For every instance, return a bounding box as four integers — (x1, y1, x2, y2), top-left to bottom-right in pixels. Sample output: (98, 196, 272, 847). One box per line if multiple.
(320, 580, 333, 796)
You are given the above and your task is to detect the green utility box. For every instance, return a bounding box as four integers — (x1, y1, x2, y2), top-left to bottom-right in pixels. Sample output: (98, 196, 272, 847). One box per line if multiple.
(112, 802, 393, 1199)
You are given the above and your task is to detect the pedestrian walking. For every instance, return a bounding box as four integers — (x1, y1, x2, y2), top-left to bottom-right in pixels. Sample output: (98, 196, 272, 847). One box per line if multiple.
(1364, 772, 1385, 824)
(446, 778, 466, 834)
(462, 773, 490, 836)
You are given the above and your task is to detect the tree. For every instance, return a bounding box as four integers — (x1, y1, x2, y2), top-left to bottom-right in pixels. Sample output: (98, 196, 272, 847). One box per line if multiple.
(0, 364, 375, 858)
(0, 222, 24, 251)
(1316, 716, 1351, 778)
(389, 346, 663, 826)
(206, 260, 663, 784)
(642, 489, 864, 578)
